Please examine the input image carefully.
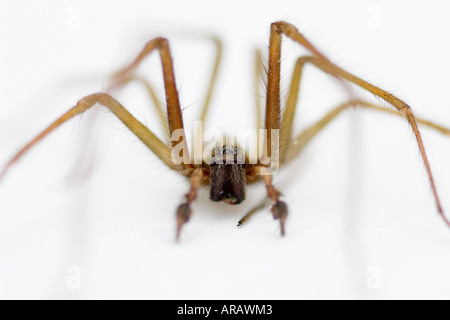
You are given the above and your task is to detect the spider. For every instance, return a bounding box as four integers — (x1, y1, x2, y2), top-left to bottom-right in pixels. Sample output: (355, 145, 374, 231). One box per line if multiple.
(1, 21, 450, 240)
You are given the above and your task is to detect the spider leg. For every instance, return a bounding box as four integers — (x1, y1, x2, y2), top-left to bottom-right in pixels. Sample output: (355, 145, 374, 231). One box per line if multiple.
(264, 22, 333, 158)
(109, 37, 190, 164)
(266, 21, 449, 227)
(1, 37, 198, 181)
(237, 197, 270, 227)
(260, 21, 330, 234)
(110, 36, 221, 145)
(198, 36, 222, 124)
(176, 168, 205, 241)
(0, 93, 181, 180)
(116, 75, 167, 131)
(280, 55, 357, 164)
(259, 172, 288, 235)
(286, 99, 450, 163)
(254, 49, 265, 131)
(281, 57, 450, 163)
(192, 36, 222, 145)
(279, 56, 307, 163)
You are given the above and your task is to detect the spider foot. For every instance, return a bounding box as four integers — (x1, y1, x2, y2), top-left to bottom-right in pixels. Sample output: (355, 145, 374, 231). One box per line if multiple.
(176, 203, 192, 241)
(271, 200, 288, 236)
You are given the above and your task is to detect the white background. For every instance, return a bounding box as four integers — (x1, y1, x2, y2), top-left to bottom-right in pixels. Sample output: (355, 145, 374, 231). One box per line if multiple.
(1, 0, 450, 299)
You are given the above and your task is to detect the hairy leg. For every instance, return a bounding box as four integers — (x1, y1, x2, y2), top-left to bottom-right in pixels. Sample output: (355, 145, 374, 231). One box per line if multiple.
(241, 99, 450, 230)
(0, 93, 178, 180)
(116, 75, 167, 131)
(286, 99, 450, 163)
(198, 36, 223, 124)
(109, 37, 190, 164)
(266, 21, 448, 226)
(111, 36, 222, 149)
(279, 56, 307, 163)
(1, 37, 199, 180)
(254, 49, 265, 131)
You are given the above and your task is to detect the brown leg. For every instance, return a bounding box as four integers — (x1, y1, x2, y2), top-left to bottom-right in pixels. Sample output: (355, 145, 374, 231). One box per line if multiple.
(190, 36, 222, 145)
(260, 22, 336, 234)
(266, 21, 448, 226)
(1, 37, 197, 180)
(0, 93, 180, 180)
(110, 37, 190, 164)
(279, 56, 307, 163)
(254, 49, 265, 131)
(198, 36, 223, 124)
(116, 75, 167, 131)
(244, 99, 450, 232)
(258, 169, 287, 236)
(111, 36, 222, 155)
(282, 59, 450, 164)
(264, 27, 282, 158)
(176, 168, 205, 241)
(264, 22, 332, 158)
(286, 99, 450, 163)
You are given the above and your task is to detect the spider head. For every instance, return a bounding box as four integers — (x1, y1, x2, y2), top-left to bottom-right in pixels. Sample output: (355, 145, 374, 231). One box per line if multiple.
(209, 145, 246, 204)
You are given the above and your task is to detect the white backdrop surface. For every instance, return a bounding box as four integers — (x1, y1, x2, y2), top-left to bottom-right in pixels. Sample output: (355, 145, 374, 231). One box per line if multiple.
(1, 0, 450, 299)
